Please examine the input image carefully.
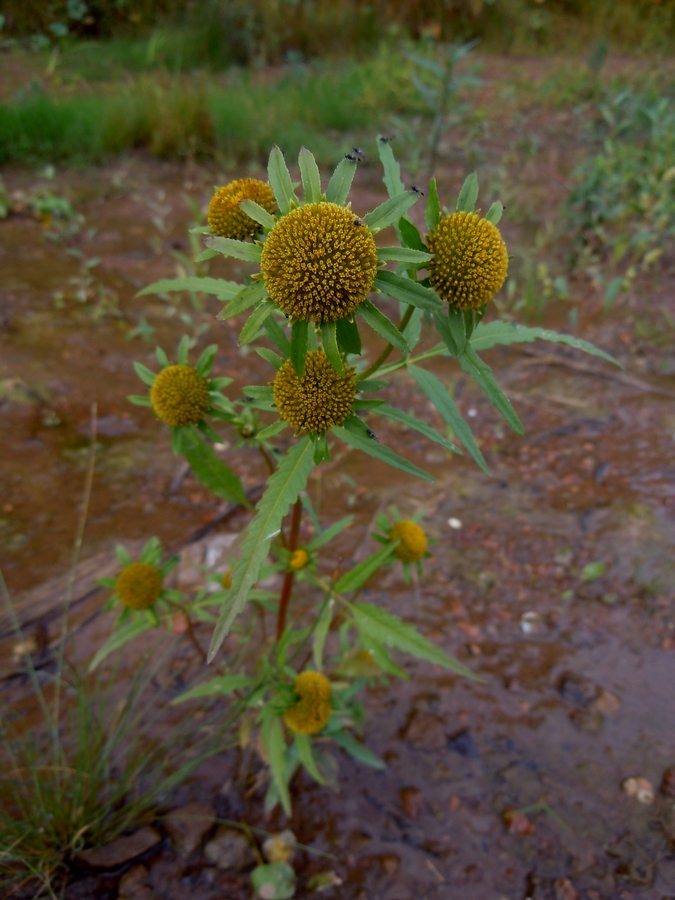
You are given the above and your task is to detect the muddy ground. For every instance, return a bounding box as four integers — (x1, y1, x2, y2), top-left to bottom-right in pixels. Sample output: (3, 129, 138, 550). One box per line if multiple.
(1, 57, 675, 900)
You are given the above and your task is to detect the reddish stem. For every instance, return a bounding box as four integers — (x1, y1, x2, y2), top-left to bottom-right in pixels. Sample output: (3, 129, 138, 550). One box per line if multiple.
(276, 498, 303, 641)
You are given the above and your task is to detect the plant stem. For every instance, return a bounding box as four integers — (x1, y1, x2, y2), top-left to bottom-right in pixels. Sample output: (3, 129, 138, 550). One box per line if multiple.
(275, 498, 302, 641)
(359, 304, 415, 381)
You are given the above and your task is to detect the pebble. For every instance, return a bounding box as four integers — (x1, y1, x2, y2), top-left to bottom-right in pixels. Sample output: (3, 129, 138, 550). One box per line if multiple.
(164, 800, 215, 857)
(661, 766, 675, 797)
(400, 787, 423, 820)
(622, 776, 655, 804)
(77, 826, 161, 868)
(204, 825, 256, 870)
(502, 808, 536, 836)
(117, 864, 154, 900)
(554, 878, 580, 900)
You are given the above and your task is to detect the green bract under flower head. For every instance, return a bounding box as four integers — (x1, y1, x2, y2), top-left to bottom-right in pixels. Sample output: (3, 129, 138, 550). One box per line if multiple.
(150, 365, 210, 428)
(116, 561, 163, 610)
(283, 671, 332, 735)
(273, 350, 357, 434)
(427, 211, 508, 311)
(261, 202, 378, 323)
(390, 520, 428, 563)
(207, 178, 276, 241)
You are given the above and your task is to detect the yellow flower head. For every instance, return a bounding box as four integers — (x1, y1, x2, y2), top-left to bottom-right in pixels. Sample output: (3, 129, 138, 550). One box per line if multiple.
(273, 350, 357, 435)
(390, 520, 428, 563)
(207, 178, 277, 241)
(261, 202, 378, 323)
(283, 671, 332, 735)
(116, 561, 163, 610)
(289, 548, 309, 571)
(150, 364, 210, 428)
(427, 211, 508, 311)
(222, 569, 232, 589)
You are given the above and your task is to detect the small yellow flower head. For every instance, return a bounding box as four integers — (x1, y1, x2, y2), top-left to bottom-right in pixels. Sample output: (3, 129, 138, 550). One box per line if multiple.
(116, 562, 163, 610)
(150, 365, 210, 428)
(261, 202, 378, 323)
(427, 211, 508, 311)
(207, 178, 277, 241)
(273, 350, 357, 435)
(390, 520, 428, 563)
(283, 671, 332, 735)
(289, 548, 309, 571)
(222, 569, 232, 589)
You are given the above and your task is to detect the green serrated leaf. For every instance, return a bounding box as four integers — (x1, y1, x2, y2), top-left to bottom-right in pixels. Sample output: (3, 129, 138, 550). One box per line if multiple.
(377, 247, 432, 264)
(307, 515, 354, 551)
(239, 300, 275, 345)
(256, 420, 288, 441)
(239, 198, 276, 230)
(208, 437, 314, 660)
(268, 145, 297, 215)
(194, 248, 218, 263)
(408, 364, 489, 475)
(217, 280, 268, 320)
(89, 617, 154, 672)
(137, 277, 240, 300)
(171, 674, 254, 704)
(374, 271, 442, 311)
(335, 317, 362, 355)
(425, 176, 441, 232)
(325, 156, 357, 205)
(456, 344, 524, 436)
(485, 201, 503, 225)
(298, 146, 322, 204)
(182, 431, 249, 505)
(373, 403, 461, 454)
(357, 378, 388, 392)
(469, 320, 621, 366)
(263, 315, 291, 355)
(256, 347, 283, 369)
(364, 191, 419, 233)
(331, 729, 385, 769)
(320, 321, 344, 374)
(290, 319, 309, 377)
(205, 236, 262, 262)
(351, 602, 479, 680)
(377, 135, 405, 199)
(456, 172, 479, 213)
(334, 543, 398, 594)
(334, 426, 434, 482)
(399, 217, 427, 251)
(358, 299, 410, 354)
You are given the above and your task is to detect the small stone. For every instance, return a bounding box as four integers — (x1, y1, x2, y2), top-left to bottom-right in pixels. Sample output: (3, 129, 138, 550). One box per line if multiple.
(554, 878, 580, 900)
(204, 826, 256, 871)
(622, 776, 655, 804)
(400, 787, 422, 820)
(661, 767, 675, 797)
(557, 671, 599, 707)
(502, 809, 536, 836)
(400, 709, 446, 750)
(118, 864, 154, 900)
(520, 611, 547, 635)
(262, 830, 297, 864)
(164, 801, 215, 857)
(78, 826, 161, 868)
(592, 689, 622, 716)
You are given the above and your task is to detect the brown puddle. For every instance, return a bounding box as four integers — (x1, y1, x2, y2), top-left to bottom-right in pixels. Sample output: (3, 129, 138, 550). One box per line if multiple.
(1, 140, 675, 899)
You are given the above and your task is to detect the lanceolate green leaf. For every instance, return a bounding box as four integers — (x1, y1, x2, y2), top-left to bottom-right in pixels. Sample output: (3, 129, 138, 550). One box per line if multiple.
(307, 515, 354, 550)
(425, 176, 441, 232)
(373, 403, 461, 454)
(377, 135, 405, 199)
(239, 198, 276, 230)
(208, 437, 314, 661)
(469, 320, 621, 366)
(295, 733, 328, 784)
(205, 236, 262, 262)
(263, 315, 291, 355)
(456, 345, 524, 436)
(485, 200, 503, 225)
(312, 599, 334, 670)
(334, 426, 434, 482)
(298, 147, 322, 204)
(374, 271, 442, 311)
(89, 617, 154, 671)
(358, 299, 410, 354)
(335, 317, 362, 355)
(377, 247, 432, 264)
(291, 319, 309, 377)
(321, 321, 344, 374)
(364, 191, 419, 233)
(331, 730, 385, 769)
(268, 145, 297, 215)
(182, 432, 249, 506)
(239, 300, 275, 344)
(137, 277, 240, 300)
(325, 157, 357, 205)
(268, 716, 292, 815)
(217, 281, 268, 320)
(350, 602, 479, 680)
(456, 172, 479, 213)
(333, 543, 398, 594)
(171, 674, 254, 704)
(408, 364, 489, 475)
(399, 218, 427, 252)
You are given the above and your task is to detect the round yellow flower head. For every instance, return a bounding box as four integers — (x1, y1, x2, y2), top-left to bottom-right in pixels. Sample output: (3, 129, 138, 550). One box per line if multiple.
(222, 569, 232, 589)
(283, 671, 332, 735)
(427, 211, 508, 311)
(207, 178, 277, 241)
(390, 520, 428, 563)
(273, 350, 357, 435)
(289, 548, 309, 571)
(261, 202, 378, 323)
(116, 562, 163, 610)
(150, 365, 210, 428)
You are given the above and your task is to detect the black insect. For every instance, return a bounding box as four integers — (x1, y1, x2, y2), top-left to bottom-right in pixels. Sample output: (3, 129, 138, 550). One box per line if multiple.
(345, 147, 366, 162)
(366, 428, 377, 440)
(353, 217, 366, 227)
(378, 135, 395, 143)
(410, 185, 425, 196)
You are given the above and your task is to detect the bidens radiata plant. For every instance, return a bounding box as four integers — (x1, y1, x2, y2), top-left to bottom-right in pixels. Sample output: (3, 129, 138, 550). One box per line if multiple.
(112, 137, 617, 817)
